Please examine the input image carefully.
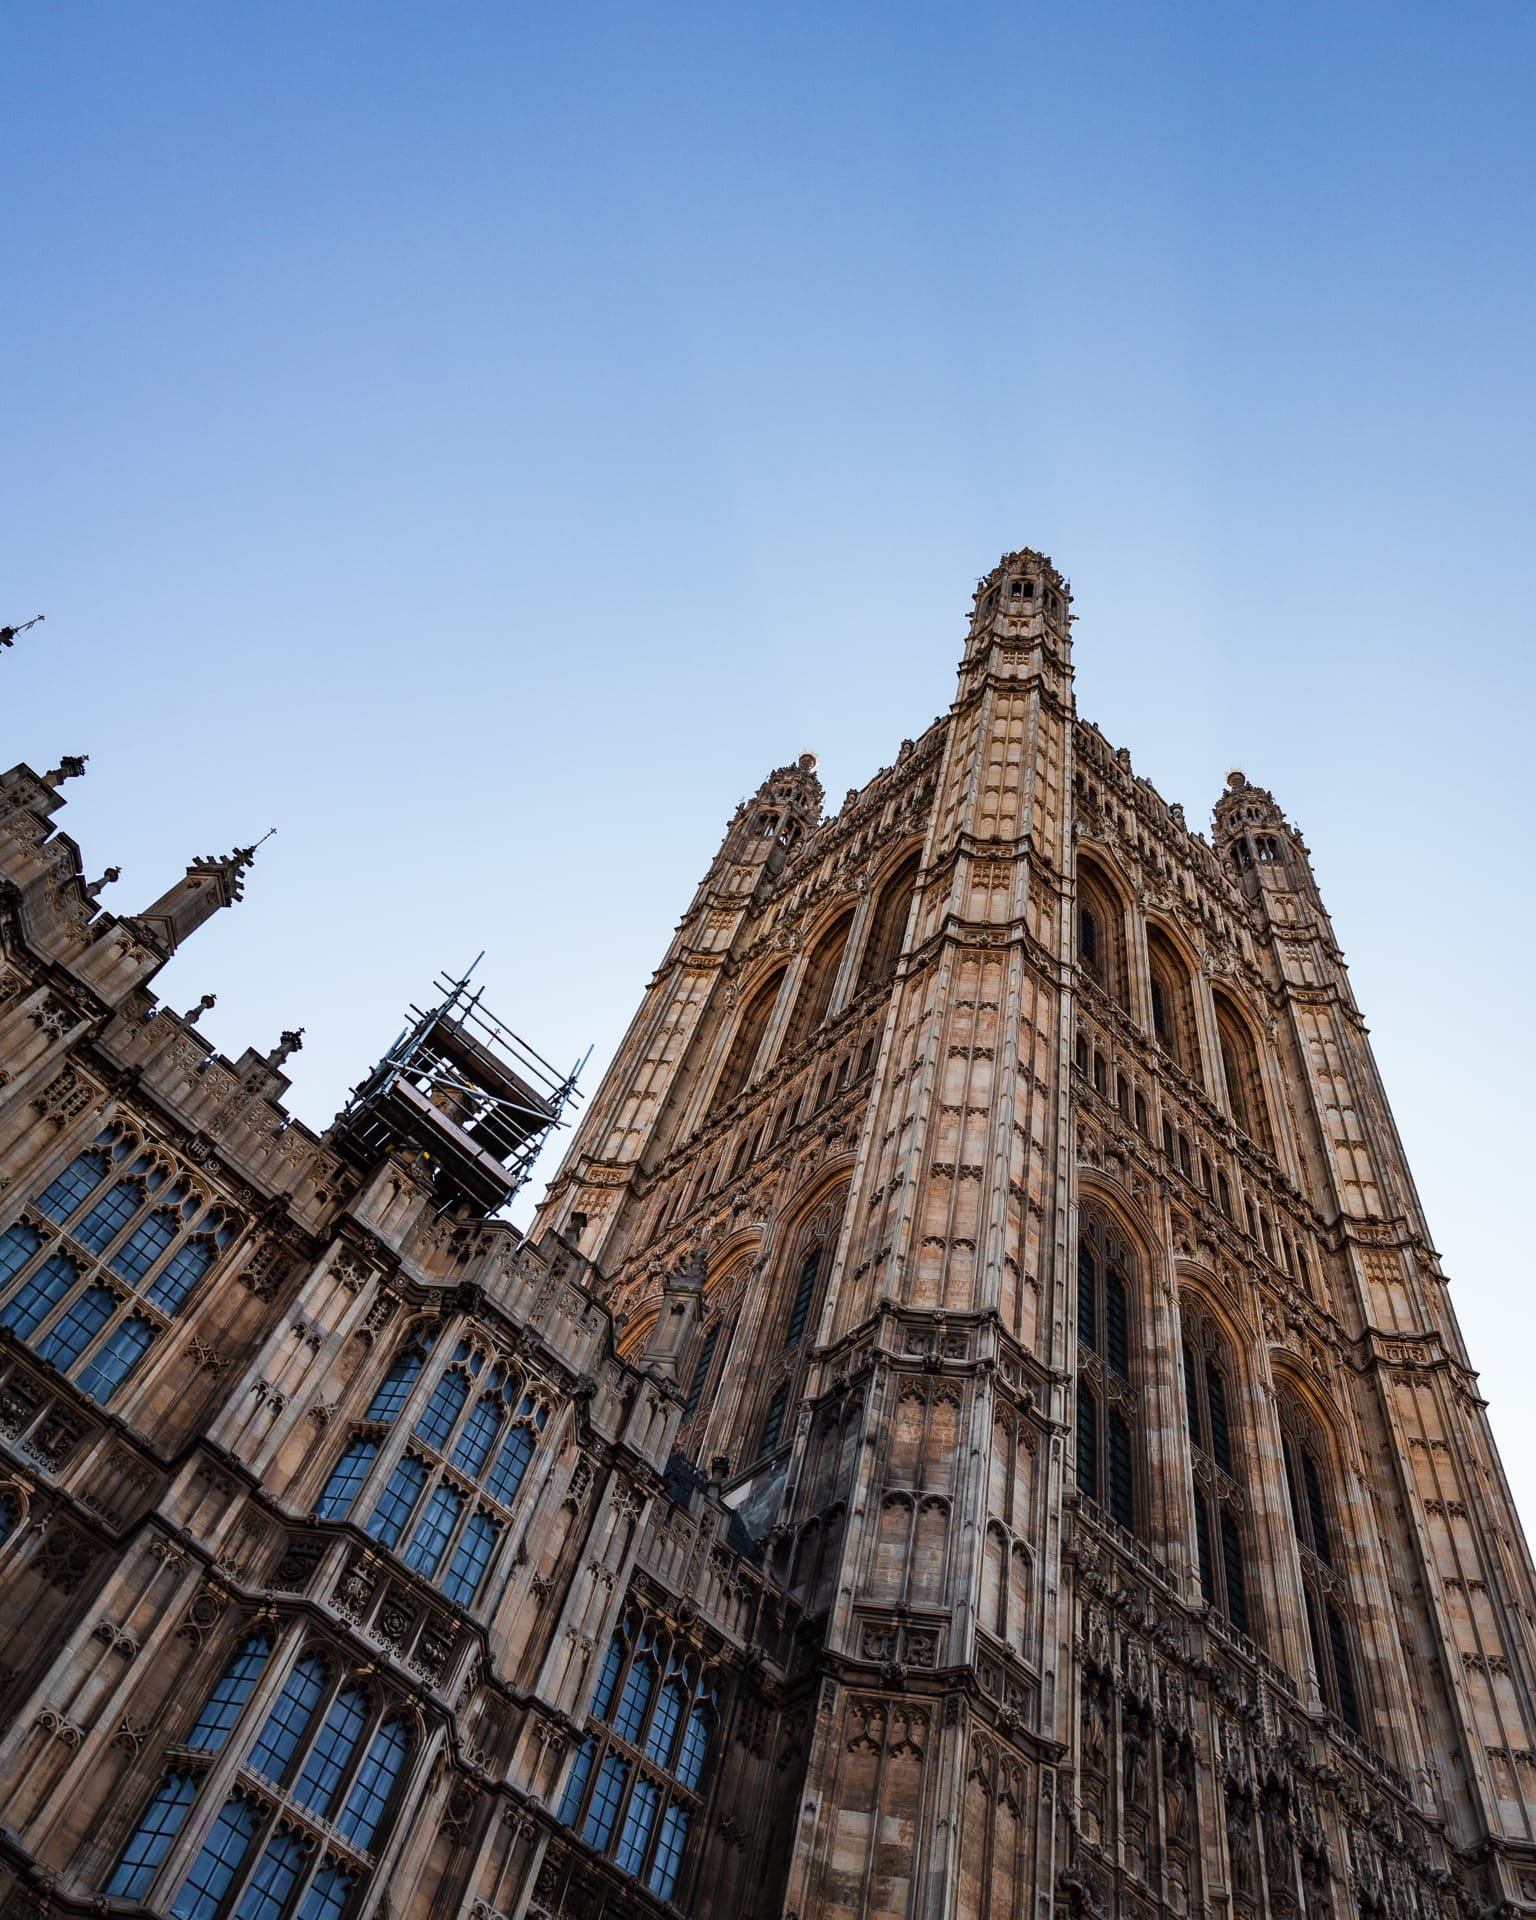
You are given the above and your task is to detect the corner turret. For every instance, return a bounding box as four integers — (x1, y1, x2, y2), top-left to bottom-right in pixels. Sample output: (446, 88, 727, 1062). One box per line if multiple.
(129, 836, 270, 956)
(711, 752, 824, 885)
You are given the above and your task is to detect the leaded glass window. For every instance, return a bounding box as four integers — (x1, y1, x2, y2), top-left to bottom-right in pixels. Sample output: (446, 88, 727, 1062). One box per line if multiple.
(189, 1636, 273, 1751)
(0, 1127, 233, 1400)
(556, 1613, 714, 1896)
(106, 1772, 199, 1898)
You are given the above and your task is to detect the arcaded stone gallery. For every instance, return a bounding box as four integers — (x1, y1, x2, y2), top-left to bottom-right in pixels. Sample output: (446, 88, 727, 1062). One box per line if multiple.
(0, 550, 1532, 1919)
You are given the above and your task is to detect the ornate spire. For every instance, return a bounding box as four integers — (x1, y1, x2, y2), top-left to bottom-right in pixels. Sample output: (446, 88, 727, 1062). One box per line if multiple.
(129, 831, 274, 957)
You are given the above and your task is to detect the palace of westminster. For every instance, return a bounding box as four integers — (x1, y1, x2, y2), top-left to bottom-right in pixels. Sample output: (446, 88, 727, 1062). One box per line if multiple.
(0, 549, 1532, 1920)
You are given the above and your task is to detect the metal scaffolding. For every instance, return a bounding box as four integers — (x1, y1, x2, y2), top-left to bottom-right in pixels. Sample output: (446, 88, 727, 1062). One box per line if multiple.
(332, 960, 586, 1215)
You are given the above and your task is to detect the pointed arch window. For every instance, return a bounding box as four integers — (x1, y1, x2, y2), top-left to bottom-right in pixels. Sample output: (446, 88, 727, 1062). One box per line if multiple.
(1278, 1393, 1362, 1731)
(1145, 928, 1200, 1081)
(1073, 1212, 1142, 1535)
(108, 1633, 411, 1915)
(1076, 857, 1128, 1008)
(557, 1612, 715, 1901)
(188, 1635, 274, 1750)
(784, 911, 854, 1052)
(1181, 1309, 1252, 1638)
(708, 968, 787, 1115)
(855, 852, 921, 996)
(313, 1333, 544, 1613)
(0, 1128, 237, 1406)
(1213, 994, 1275, 1152)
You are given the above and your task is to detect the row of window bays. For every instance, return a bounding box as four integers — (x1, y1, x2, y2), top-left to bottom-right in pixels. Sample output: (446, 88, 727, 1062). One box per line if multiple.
(689, 847, 924, 1130)
(1072, 1202, 1374, 1743)
(1076, 847, 1295, 1170)
(84, 1599, 727, 1919)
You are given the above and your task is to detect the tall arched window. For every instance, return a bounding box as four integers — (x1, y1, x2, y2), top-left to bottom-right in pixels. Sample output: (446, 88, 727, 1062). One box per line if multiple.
(558, 1612, 716, 1902)
(783, 910, 854, 1054)
(1073, 1209, 1142, 1536)
(314, 1335, 547, 1612)
(1180, 1305, 1252, 1638)
(1277, 1391, 1362, 1732)
(708, 968, 786, 1117)
(1145, 927, 1200, 1079)
(1213, 993, 1275, 1153)
(854, 852, 920, 996)
(0, 1128, 238, 1407)
(1077, 855, 1128, 1008)
(106, 1637, 410, 1914)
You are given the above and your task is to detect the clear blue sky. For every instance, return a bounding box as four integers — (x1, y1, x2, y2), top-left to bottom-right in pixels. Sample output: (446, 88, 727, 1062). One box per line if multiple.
(5, 3, 1535, 1522)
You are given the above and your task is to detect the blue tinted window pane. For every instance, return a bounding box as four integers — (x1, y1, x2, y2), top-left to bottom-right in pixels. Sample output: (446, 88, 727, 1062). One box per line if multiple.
(36, 1284, 114, 1371)
(646, 1679, 686, 1767)
(35, 1151, 109, 1222)
(234, 1829, 306, 1920)
(558, 1737, 595, 1825)
(615, 1776, 659, 1876)
(188, 1636, 272, 1751)
(316, 1441, 378, 1520)
(402, 1486, 463, 1577)
(612, 1656, 655, 1745)
(147, 1237, 214, 1313)
(451, 1396, 503, 1476)
(413, 1371, 468, 1451)
(76, 1180, 143, 1254)
(366, 1456, 426, 1548)
(248, 1655, 329, 1782)
(674, 1705, 711, 1792)
(300, 1865, 357, 1920)
(648, 1803, 690, 1900)
(583, 1754, 628, 1850)
(0, 1251, 76, 1337)
(170, 1795, 260, 1920)
(77, 1312, 153, 1403)
(110, 1209, 178, 1284)
(591, 1634, 624, 1722)
(556, 1743, 595, 1827)
(294, 1686, 368, 1817)
(484, 1426, 533, 1506)
(441, 1511, 500, 1607)
(105, 1771, 198, 1898)
(0, 1493, 18, 1545)
(336, 1717, 409, 1849)
(366, 1348, 424, 1422)
(0, 1222, 41, 1285)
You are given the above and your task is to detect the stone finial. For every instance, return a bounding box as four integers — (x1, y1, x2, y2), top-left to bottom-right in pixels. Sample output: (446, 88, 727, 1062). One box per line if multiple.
(182, 993, 217, 1026)
(85, 866, 121, 901)
(265, 1028, 304, 1070)
(42, 754, 87, 788)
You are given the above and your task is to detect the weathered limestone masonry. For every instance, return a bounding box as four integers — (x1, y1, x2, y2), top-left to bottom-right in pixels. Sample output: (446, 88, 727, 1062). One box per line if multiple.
(0, 763, 805, 1919)
(1, 545, 1535, 1920)
(537, 551, 1536, 1920)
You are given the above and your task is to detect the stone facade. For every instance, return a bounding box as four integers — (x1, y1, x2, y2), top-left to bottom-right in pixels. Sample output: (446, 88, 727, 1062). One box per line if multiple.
(0, 548, 1533, 1919)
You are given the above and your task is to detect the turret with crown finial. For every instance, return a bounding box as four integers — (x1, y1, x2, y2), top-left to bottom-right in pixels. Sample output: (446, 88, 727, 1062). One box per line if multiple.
(129, 829, 275, 957)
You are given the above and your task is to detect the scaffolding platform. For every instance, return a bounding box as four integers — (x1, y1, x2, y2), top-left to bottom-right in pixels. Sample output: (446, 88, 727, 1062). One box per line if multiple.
(331, 964, 585, 1215)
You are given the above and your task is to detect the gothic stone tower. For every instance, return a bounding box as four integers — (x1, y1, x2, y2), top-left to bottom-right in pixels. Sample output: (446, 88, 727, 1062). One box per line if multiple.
(0, 550, 1534, 1920)
(536, 549, 1536, 1919)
